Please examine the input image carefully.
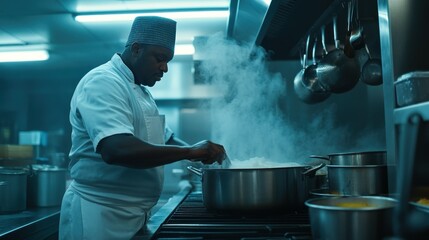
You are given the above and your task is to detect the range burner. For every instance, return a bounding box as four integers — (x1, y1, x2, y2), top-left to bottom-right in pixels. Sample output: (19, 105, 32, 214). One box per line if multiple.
(152, 192, 312, 240)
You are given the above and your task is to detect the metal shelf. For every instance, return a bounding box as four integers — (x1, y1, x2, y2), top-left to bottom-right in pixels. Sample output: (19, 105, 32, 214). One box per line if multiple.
(394, 101, 429, 124)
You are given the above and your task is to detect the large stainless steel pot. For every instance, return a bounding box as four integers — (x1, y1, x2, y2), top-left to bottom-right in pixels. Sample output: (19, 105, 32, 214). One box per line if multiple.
(306, 196, 397, 240)
(0, 168, 28, 214)
(187, 163, 325, 212)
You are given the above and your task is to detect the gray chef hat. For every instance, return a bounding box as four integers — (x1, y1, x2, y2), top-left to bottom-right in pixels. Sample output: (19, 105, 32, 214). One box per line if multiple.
(126, 16, 177, 53)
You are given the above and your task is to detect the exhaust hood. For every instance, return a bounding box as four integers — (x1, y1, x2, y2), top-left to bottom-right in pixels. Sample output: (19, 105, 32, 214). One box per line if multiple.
(227, 0, 346, 60)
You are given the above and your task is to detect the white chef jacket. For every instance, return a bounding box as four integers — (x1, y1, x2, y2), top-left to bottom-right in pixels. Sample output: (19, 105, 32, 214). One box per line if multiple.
(59, 53, 173, 240)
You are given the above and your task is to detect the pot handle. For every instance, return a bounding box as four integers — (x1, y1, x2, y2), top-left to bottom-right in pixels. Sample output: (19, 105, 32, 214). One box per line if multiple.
(187, 166, 203, 177)
(308, 155, 330, 161)
(302, 163, 326, 177)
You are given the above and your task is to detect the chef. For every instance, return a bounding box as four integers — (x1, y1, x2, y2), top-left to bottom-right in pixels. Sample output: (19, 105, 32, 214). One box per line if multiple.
(59, 16, 227, 240)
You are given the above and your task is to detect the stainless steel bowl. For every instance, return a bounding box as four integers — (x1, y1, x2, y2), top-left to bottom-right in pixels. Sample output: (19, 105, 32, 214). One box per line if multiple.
(306, 196, 397, 240)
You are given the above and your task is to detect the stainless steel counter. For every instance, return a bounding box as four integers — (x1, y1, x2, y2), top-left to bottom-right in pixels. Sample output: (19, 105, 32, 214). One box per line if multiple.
(0, 206, 60, 239)
(0, 182, 192, 240)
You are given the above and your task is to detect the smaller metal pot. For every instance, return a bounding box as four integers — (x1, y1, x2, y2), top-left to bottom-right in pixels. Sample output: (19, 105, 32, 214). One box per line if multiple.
(27, 164, 67, 207)
(306, 196, 397, 240)
(328, 164, 388, 196)
(310, 150, 386, 165)
(0, 168, 28, 214)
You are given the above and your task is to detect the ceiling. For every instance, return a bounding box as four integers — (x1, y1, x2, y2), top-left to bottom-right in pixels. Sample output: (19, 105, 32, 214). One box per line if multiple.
(0, 0, 230, 84)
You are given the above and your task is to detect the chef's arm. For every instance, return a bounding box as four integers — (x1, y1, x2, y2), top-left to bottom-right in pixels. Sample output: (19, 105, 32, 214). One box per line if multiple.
(166, 134, 189, 146)
(97, 133, 226, 169)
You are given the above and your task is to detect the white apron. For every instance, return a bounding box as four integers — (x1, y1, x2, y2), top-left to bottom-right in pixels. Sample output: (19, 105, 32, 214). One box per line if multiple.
(59, 115, 165, 240)
(59, 82, 166, 239)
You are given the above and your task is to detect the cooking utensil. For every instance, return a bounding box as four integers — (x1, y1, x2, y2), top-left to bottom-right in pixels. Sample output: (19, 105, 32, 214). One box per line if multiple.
(349, 0, 365, 50)
(310, 150, 387, 165)
(344, 0, 356, 58)
(306, 196, 397, 240)
(187, 163, 325, 212)
(395, 71, 429, 107)
(294, 35, 331, 104)
(361, 44, 382, 86)
(327, 164, 388, 196)
(318, 16, 360, 93)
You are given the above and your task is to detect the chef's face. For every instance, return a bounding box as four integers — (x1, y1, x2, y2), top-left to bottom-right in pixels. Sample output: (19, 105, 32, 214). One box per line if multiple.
(132, 43, 174, 86)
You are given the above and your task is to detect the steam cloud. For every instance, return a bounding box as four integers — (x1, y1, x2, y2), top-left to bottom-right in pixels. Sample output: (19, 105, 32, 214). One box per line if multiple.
(198, 33, 385, 165)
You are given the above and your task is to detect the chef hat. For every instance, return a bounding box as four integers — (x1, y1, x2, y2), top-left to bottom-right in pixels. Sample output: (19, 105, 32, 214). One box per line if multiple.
(126, 16, 177, 53)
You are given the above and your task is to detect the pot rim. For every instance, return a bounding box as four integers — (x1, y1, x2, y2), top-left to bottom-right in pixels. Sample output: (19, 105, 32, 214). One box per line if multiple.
(31, 164, 68, 172)
(202, 165, 313, 171)
(326, 164, 387, 168)
(327, 150, 386, 157)
(305, 196, 397, 211)
(0, 169, 27, 175)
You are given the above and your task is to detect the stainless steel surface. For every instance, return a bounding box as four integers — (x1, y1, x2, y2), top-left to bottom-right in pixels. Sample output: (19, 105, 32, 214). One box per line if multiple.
(378, 0, 396, 195)
(255, 0, 345, 60)
(0, 169, 27, 214)
(189, 164, 324, 211)
(306, 196, 397, 240)
(27, 164, 67, 207)
(395, 71, 429, 107)
(227, 0, 269, 44)
(0, 206, 60, 239)
(311, 150, 387, 165)
(328, 164, 388, 196)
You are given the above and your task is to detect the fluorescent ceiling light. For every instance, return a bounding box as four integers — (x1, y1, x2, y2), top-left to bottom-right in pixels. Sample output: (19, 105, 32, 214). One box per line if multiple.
(75, 10, 229, 23)
(0, 50, 49, 62)
(175, 44, 194, 56)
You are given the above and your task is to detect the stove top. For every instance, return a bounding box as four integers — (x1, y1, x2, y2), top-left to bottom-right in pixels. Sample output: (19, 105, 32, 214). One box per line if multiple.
(150, 192, 312, 240)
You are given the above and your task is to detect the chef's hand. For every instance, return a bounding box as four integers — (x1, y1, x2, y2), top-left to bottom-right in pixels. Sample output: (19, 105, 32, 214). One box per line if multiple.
(188, 140, 227, 165)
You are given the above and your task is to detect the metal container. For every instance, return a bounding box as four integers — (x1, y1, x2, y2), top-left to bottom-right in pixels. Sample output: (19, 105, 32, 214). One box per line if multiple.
(328, 165, 388, 196)
(27, 164, 67, 207)
(188, 164, 324, 212)
(305, 196, 397, 240)
(310, 150, 387, 165)
(395, 71, 429, 107)
(0, 168, 27, 213)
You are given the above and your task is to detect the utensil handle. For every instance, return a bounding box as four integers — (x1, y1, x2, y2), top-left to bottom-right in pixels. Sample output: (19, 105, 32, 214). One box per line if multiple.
(302, 163, 326, 177)
(309, 155, 330, 161)
(187, 166, 203, 177)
